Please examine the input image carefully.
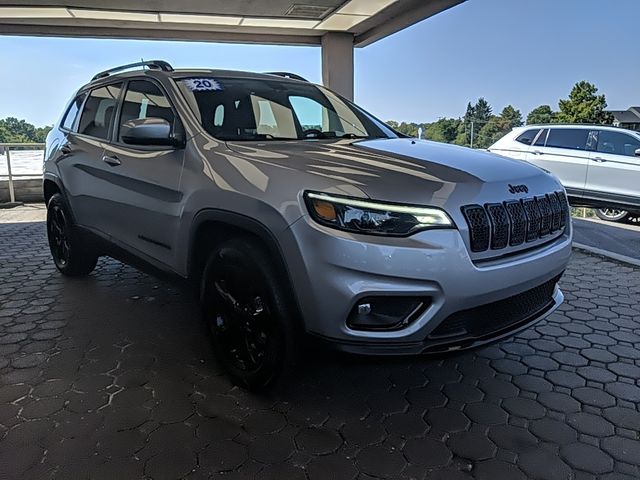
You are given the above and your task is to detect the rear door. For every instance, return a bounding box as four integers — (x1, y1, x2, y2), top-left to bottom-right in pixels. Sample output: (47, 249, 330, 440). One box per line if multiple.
(586, 129, 640, 206)
(100, 78, 186, 268)
(528, 127, 590, 198)
(59, 83, 123, 235)
(491, 127, 541, 161)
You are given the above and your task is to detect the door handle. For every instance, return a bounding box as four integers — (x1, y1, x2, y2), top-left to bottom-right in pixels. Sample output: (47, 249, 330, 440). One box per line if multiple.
(102, 155, 121, 167)
(593, 157, 607, 163)
(60, 144, 72, 155)
(531, 150, 543, 155)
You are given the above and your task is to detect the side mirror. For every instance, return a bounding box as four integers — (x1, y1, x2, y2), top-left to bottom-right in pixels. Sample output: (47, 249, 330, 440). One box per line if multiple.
(120, 117, 184, 147)
(636, 148, 640, 157)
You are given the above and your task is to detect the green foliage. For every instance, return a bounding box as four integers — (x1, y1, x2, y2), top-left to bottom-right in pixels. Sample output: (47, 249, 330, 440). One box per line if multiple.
(425, 118, 462, 143)
(500, 105, 523, 129)
(526, 105, 555, 125)
(0, 117, 52, 143)
(386, 80, 614, 150)
(556, 81, 613, 124)
(385, 120, 430, 138)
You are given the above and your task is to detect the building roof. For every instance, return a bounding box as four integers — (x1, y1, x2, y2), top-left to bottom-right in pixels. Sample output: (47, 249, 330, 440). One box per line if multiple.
(609, 108, 640, 124)
(0, 0, 465, 47)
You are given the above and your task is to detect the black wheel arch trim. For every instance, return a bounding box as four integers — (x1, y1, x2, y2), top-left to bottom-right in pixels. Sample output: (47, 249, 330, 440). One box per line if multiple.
(188, 208, 305, 322)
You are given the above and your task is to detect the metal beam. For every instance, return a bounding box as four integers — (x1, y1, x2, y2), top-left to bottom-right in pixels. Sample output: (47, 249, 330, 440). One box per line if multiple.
(354, 0, 465, 47)
(0, 23, 322, 46)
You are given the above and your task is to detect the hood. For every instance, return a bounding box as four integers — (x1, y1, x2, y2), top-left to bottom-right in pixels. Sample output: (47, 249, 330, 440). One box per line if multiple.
(224, 137, 559, 206)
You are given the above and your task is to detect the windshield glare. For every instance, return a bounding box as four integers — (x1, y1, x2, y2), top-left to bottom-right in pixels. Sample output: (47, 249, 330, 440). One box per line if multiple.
(177, 77, 396, 141)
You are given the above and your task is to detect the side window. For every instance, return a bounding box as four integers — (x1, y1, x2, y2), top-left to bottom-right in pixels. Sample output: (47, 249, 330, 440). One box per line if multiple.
(545, 128, 589, 151)
(596, 130, 640, 157)
(515, 129, 539, 146)
(61, 94, 86, 132)
(78, 84, 122, 140)
(118, 80, 176, 141)
(533, 129, 549, 146)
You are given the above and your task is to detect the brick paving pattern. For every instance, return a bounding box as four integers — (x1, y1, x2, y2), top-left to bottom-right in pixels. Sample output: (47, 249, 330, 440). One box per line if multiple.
(1, 219, 639, 479)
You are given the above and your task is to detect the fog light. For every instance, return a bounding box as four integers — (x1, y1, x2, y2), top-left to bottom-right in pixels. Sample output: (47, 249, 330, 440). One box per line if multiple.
(347, 297, 430, 331)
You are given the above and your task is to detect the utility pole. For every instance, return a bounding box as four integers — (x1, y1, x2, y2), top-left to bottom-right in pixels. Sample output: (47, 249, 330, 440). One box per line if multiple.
(470, 121, 474, 149)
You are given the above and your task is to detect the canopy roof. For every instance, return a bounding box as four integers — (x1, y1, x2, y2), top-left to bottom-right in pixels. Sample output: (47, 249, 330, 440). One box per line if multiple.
(0, 0, 464, 46)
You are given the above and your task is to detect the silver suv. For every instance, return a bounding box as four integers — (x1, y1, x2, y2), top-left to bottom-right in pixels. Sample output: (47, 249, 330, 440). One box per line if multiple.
(490, 124, 640, 222)
(44, 61, 572, 389)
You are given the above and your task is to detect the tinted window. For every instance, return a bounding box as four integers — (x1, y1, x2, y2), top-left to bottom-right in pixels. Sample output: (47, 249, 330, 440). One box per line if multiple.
(61, 94, 86, 132)
(78, 84, 122, 139)
(515, 129, 539, 145)
(546, 128, 589, 150)
(177, 77, 393, 141)
(597, 130, 640, 157)
(533, 129, 549, 146)
(118, 80, 175, 141)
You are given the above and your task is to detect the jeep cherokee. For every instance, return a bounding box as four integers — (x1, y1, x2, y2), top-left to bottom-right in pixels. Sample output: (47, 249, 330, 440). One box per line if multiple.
(44, 60, 572, 389)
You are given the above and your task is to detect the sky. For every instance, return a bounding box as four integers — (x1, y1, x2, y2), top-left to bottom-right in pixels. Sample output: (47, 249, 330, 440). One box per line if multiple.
(0, 0, 639, 127)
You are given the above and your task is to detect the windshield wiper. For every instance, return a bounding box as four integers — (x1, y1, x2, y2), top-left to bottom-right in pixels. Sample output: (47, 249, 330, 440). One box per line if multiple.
(341, 133, 369, 139)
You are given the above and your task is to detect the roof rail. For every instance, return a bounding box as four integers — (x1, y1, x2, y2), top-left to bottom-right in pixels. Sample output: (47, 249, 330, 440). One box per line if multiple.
(264, 71, 308, 82)
(92, 60, 174, 81)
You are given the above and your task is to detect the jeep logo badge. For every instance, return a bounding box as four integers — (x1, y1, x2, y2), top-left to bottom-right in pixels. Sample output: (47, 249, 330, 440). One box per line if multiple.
(508, 184, 529, 194)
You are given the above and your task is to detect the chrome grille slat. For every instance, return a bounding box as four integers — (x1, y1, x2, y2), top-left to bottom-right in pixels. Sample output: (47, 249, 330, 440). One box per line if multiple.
(461, 191, 569, 253)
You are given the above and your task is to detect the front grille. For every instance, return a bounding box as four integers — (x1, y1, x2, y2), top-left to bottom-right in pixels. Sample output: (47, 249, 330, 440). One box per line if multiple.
(486, 203, 509, 249)
(461, 191, 569, 253)
(429, 274, 561, 340)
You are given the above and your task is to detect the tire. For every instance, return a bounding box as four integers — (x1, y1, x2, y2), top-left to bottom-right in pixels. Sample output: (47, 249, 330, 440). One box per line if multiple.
(595, 208, 629, 223)
(46, 193, 98, 276)
(200, 238, 299, 390)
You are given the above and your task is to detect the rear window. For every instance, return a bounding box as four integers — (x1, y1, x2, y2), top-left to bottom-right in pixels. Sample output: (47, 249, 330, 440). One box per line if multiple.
(515, 129, 539, 145)
(78, 83, 122, 140)
(533, 129, 549, 146)
(546, 128, 589, 150)
(61, 94, 86, 132)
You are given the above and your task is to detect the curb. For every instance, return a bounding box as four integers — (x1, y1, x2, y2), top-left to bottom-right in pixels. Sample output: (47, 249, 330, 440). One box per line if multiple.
(573, 242, 640, 268)
(0, 202, 24, 209)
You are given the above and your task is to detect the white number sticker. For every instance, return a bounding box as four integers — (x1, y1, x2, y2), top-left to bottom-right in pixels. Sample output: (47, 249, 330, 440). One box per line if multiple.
(183, 78, 223, 91)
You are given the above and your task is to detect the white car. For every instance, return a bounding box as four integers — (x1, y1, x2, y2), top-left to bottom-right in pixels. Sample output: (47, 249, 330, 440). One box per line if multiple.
(489, 124, 640, 222)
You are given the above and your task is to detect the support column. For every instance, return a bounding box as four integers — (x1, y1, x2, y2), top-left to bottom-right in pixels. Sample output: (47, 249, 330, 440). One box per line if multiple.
(321, 32, 354, 101)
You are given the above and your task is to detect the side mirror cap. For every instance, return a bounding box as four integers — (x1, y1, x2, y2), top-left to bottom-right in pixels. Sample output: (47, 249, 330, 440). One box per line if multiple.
(635, 148, 640, 157)
(121, 117, 182, 147)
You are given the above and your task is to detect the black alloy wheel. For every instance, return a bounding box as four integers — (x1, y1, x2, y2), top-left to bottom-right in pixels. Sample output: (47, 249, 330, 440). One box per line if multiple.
(200, 238, 298, 390)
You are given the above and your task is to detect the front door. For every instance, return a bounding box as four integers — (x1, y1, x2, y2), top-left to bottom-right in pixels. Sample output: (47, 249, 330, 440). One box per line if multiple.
(528, 127, 590, 199)
(586, 129, 640, 207)
(100, 78, 186, 268)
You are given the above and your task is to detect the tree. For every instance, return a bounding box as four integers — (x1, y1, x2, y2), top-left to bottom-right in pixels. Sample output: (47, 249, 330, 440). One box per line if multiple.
(556, 81, 613, 124)
(460, 98, 493, 146)
(475, 116, 509, 149)
(424, 118, 461, 143)
(472, 98, 493, 123)
(527, 105, 555, 125)
(0, 117, 52, 143)
(500, 105, 523, 129)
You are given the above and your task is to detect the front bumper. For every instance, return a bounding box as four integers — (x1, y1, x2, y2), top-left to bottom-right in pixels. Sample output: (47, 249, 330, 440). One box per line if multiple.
(285, 215, 572, 355)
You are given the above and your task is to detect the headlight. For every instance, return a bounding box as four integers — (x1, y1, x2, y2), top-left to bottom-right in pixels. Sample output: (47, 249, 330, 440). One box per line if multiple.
(304, 191, 454, 236)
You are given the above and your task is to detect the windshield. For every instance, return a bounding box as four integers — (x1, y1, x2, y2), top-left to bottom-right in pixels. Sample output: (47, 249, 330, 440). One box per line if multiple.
(177, 76, 397, 141)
